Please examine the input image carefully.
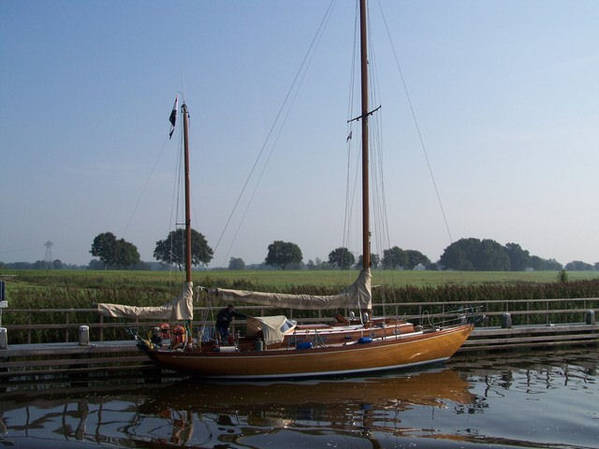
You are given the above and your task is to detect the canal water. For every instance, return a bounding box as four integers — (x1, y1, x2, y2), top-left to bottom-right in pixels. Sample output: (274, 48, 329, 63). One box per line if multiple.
(1, 347, 598, 448)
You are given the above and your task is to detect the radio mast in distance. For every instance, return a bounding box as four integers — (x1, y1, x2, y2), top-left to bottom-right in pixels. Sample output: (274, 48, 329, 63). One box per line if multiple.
(44, 241, 53, 262)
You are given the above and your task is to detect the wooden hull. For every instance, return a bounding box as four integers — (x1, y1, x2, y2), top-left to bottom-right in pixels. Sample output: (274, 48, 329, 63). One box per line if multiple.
(144, 324, 473, 379)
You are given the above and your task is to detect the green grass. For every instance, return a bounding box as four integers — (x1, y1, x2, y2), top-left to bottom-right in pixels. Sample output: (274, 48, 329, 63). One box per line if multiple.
(195, 269, 599, 289)
(3, 268, 599, 294)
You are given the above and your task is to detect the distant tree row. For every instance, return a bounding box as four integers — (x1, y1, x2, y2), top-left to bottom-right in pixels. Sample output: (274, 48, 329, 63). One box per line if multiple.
(257, 238, 587, 272)
(4, 233, 596, 272)
(564, 260, 598, 271)
(0, 260, 83, 270)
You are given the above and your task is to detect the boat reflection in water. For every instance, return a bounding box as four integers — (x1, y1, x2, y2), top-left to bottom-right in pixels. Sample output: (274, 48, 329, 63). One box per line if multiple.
(2, 349, 598, 449)
(137, 368, 474, 445)
(1, 368, 474, 449)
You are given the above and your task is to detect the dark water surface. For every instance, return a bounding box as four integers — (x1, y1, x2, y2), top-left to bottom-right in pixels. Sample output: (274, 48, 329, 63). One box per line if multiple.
(1, 348, 598, 449)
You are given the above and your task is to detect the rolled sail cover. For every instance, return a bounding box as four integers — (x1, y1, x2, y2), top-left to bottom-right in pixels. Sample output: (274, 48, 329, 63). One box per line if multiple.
(97, 282, 194, 320)
(246, 315, 291, 345)
(213, 269, 371, 310)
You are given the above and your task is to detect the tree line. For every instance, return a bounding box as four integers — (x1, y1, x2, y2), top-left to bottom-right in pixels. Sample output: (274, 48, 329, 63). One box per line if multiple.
(3, 232, 596, 272)
(228, 238, 597, 272)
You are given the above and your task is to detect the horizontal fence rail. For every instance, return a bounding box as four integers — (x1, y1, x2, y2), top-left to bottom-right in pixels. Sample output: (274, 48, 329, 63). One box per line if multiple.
(1, 297, 598, 345)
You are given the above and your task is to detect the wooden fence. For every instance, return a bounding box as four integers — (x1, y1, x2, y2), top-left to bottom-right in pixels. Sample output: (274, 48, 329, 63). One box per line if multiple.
(1, 297, 598, 345)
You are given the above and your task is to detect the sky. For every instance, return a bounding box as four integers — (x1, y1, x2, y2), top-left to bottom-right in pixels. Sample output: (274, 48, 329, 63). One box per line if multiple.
(1, 0, 598, 268)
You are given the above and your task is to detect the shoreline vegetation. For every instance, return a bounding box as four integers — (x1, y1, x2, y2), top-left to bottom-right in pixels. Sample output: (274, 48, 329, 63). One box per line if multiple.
(2, 269, 599, 344)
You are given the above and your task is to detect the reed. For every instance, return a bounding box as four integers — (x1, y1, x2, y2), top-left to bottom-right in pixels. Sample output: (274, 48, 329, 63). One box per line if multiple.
(2, 269, 599, 344)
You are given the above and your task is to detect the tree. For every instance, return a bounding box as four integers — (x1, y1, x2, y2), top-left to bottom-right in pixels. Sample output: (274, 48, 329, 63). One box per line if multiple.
(565, 260, 594, 271)
(228, 257, 246, 270)
(154, 228, 213, 269)
(356, 253, 380, 269)
(544, 258, 563, 270)
(90, 232, 141, 269)
(439, 238, 510, 271)
(476, 239, 510, 271)
(505, 242, 530, 271)
(382, 247, 407, 269)
(404, 250, 431, 270)
(439, 238, 477, 270)
(32, 259, 65, 270)
(90, 232, 117, 267)
(328, 247, 355, 269)
(88, 259, 105, 270)
(529, 255, 563, 271)
(114, 239, 141, 268)
(265, 240, 302, 269)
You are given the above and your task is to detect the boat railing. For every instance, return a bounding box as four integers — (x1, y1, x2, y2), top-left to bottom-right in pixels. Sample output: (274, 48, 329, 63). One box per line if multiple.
(1, 297, 598, 345)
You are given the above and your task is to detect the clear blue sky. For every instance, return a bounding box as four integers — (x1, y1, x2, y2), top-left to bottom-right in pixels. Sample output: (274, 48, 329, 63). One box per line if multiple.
(1, 0, 598, 267)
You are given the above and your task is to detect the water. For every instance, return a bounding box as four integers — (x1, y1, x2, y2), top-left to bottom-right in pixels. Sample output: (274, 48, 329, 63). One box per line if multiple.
(1, 348, 598, 448)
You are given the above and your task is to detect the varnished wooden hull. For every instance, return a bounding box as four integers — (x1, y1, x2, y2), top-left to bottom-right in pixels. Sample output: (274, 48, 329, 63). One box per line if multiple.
(144, 324, 473, 379)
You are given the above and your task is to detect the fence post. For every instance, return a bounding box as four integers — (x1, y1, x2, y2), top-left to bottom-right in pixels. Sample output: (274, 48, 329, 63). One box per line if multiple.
(0, 327, 7, 350)
(28, 313, 32, 344)
(99, 314, 104, 342)
(65, 312, 70, 343)
(79, 325, 90, 346)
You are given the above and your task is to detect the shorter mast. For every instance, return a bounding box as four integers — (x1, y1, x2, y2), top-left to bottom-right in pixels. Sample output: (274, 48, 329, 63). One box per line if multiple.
(182, 103, 192, 283)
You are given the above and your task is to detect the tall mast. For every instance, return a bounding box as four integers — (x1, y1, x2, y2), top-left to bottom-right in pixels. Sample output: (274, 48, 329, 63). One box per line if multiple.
(182, 103, 192, 283)
(359, 0, 371, 271)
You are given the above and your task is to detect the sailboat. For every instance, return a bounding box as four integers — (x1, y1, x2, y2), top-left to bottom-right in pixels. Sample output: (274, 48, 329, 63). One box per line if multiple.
(98, 0, 474, 379)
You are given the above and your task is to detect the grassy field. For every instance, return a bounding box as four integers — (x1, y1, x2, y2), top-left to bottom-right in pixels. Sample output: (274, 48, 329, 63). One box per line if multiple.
(3, 268, 599, 292)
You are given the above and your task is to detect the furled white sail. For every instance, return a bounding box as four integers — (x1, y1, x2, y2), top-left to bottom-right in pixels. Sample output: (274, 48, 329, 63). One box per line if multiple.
(97, 282, 194, 320)
(212, 269, 371, 310)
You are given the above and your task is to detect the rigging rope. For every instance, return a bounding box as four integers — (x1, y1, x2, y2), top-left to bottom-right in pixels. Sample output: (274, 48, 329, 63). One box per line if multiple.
(343, 0, 360, 252)
(168, 123, 185, 271)
(222, 1, 337, 264)
(376, 0, 454, 245)
(368, 27, 386, 259)
(121, 134, 171, 237)
(214, 0, 338, 258)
